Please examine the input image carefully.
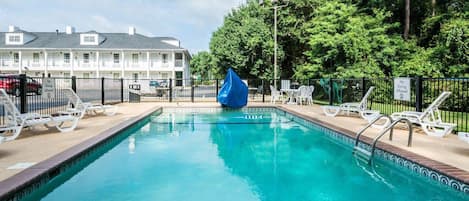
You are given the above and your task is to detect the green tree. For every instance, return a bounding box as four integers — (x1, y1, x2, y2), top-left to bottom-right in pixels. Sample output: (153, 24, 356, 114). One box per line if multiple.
(210, 2, 280, 79)
(190, 51, 217, 79)
(295, 1, 407, 79)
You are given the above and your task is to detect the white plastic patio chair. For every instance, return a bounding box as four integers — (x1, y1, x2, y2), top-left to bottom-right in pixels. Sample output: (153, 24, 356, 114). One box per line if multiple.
(321, 86, 378, 121)
(63, 88, 118, 119)
(297, 85, 314, 105)
(270, 85, 283, 104)
(0, 89, 79, 143)
(391, 91, 456, 137)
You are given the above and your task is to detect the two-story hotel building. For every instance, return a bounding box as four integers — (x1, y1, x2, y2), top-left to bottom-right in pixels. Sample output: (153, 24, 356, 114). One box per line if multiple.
(0, 25, 190, 85)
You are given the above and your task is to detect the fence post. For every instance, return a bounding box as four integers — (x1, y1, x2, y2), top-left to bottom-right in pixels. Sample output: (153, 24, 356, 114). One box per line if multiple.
(71, 76, 77, 92)
(191, 78, 195, 103)
(262, 79, 265, 103)
(101, 77, 105, 105)
(415, 76, 423, 112)
(169, 78, 173, 102)
(19, 74, 27, 113)
(215, 79, 219, 100)
(361, 77, 366, 98)
(120, 78, 124, 103)
(329, 78, 334, 105)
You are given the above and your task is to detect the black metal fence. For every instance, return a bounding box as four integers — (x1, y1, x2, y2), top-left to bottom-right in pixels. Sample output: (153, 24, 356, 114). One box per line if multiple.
(0, 75, 467, 133)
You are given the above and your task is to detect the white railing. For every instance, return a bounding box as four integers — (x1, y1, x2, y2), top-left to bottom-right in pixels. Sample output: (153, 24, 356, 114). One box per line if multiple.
(0, 59, 17, 67)
(101, 62, 121, 69)
(78, 61, 96, 68)
(174, 60, 183, 67)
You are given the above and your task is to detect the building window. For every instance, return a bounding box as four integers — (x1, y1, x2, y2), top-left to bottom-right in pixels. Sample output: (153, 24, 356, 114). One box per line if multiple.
(162, 54, 168, 64)
(83, 73, 90, 78)
(5, 33, 23, 45)
(33, 53, 40, 63)
(9, 35, 20, 43)
(176, 71, 183, 86)
(80, 34, 99, 45)
(175, 53, 183, 67)
(133, 73, 138, 81)
(113, 73, 120, 79)
(132, 54, 138, 64)
(113, 54, 120, 64)
(64, 53, 70, 64)
(13, 53, 19, 63)
(83, 36, 96, 43)
(63, 72, 70, 78)
(83, 53, 90, 63)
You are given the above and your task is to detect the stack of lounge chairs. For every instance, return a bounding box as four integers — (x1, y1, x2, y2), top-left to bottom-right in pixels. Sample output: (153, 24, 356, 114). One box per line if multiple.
(63, 88, 118, 119)
(0, 89, 79, 143)
(321, 88, 457, 138)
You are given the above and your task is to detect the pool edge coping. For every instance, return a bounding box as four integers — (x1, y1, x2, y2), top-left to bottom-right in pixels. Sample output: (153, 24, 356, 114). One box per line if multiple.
(275, 105, 469, 186)
(0, 106, 162, 200)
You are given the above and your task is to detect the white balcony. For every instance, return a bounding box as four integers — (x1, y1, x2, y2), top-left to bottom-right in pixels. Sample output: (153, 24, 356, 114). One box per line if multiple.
(0, 59, 17, 68)
(174, 59, 183, 67)
(48, 61, 71, 69)
(125, 62, 146, 69)
(77, 61, 97, 69)
(101, 61, 121, 70)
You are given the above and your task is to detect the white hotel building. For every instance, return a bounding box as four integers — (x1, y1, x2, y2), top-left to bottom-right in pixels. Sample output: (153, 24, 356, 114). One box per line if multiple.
(0, 25, 190, 85)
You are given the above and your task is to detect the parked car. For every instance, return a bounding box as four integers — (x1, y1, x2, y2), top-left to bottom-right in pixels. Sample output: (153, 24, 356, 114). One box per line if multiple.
(0, 75, 42, 96)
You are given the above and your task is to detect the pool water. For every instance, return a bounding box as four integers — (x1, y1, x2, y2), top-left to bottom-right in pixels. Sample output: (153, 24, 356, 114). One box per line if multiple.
(29, 109, 467, 201)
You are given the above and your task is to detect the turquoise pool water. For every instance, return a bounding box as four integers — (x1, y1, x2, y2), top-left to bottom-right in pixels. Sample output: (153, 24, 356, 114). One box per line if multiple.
(27, 109, 467, 201)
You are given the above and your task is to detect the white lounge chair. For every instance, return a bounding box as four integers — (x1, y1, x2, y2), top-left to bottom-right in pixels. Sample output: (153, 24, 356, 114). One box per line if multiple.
(321, 86, 378, 121)
(270, 85, 283, 104)
(63, 89, 118, 119)
(297, 85, 314, 105)
(391, 91, 456, 137)
(0, 89, 79, 143)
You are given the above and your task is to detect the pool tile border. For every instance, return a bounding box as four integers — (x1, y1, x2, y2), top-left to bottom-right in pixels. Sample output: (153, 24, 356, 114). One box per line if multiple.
(275, 106, 469, 194)
(0, 106, 162, 201)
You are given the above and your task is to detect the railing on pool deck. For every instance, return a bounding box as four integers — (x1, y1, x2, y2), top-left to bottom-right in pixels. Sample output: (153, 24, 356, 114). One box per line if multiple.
(0, 75, 467, 133)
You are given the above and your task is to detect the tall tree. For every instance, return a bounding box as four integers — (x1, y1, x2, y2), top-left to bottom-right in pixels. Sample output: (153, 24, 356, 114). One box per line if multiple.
(295, 1, 407, 79)
(190, 51, 216, 79)
(210, 2, 279, 79)
(404, 0, 411, 39)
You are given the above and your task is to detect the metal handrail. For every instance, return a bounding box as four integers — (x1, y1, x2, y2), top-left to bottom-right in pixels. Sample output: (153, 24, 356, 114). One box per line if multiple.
(369, 118, 413, 161)
(354, 114, 393, 147)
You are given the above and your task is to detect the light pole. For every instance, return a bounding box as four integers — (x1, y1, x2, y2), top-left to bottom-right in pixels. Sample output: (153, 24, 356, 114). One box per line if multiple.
(260, 0, 288, 89)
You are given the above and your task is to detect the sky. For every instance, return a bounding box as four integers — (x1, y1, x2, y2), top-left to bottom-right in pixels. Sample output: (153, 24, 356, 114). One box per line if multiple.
(0, 0, 244, 54)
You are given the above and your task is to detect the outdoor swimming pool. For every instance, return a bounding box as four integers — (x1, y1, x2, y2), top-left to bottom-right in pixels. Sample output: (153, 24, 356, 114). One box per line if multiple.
(22, 108, 467, 201)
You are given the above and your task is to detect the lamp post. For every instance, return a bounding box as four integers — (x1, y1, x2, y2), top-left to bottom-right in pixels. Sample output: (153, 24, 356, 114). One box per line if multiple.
(260, 0, 288, 89)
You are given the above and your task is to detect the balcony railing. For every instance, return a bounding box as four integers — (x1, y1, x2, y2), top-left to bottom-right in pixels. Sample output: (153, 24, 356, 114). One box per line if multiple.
(101, 62, 121, 69)
(78, 62, 96, 68)
(0, 59, 18, 68)
(175, 59, 183, 67)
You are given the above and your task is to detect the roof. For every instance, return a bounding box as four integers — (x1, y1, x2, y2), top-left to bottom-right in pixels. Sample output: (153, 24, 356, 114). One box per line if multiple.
(0, 31, 186, 50)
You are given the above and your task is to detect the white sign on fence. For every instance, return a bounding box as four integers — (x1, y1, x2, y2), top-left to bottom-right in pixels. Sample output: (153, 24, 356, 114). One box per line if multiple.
(42, 78, 56, 99)
(394, 77, 411, 101)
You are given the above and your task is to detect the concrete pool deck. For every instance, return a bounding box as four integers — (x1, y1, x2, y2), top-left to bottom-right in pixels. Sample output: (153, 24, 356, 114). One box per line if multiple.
(0, 102, 468, 184)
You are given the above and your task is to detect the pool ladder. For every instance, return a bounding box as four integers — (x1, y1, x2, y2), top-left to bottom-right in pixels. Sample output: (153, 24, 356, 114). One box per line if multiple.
(353, 114, 413, 164)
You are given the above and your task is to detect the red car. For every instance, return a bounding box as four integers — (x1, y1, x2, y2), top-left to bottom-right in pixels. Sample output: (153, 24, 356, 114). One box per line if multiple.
(0, 75, 42, 96)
